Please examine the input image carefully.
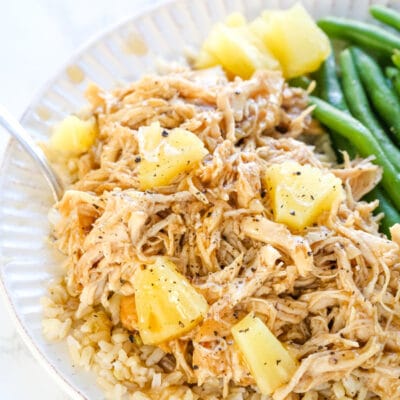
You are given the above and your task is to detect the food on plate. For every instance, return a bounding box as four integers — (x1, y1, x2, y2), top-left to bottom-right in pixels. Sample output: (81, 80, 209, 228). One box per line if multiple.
(137, 122, 208, 190)
(310, 96, 400, 209)
(350, 47, 400, 144)
(386, 65, 400, 97)
(42, 3, 400, 400)
(364, 186, 400, 236)
(197, 3, 329, 79)
(264, 161, 344, 230)
(317, 15, 400, 56)
(370, 4, 400, 30)
(231, 313, 298, 395)
(196, 15, 280, 79)
(250, 4, 331, 78)
(131, 257, 209, 345)
(50, 115, 98, 155)
(312, 4, 400, 236)
(339, 48, 400, 170)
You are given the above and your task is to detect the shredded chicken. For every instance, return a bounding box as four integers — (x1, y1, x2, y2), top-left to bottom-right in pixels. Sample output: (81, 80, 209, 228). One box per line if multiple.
(48, 67, 400, 400)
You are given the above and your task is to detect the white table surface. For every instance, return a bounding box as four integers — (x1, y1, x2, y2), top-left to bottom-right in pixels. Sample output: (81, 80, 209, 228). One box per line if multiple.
(0, 1, 153, 398)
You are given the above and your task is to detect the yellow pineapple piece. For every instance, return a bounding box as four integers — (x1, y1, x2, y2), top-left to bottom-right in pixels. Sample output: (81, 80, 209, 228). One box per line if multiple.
(195, 48, 220, 69)
(134, 257, 209, 345)
(50, 115, 97, 155)
(195, 9, 280, 80)
(249, 17, 270, 42)
(202, 24, 280, 79)
(264, 161, 344, 230)
(195, 13, 247, 71)
(251, 3, 330, 78)
(231, 313, 298, 395)
(137, 122, 208, 190)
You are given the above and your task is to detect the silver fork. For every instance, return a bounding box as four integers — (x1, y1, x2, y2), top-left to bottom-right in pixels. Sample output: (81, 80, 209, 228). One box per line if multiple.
(0, 105, 63, 202)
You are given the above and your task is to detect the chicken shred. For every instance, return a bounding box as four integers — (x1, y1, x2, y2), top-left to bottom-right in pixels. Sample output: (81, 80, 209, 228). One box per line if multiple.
(47, 67, 399, 400)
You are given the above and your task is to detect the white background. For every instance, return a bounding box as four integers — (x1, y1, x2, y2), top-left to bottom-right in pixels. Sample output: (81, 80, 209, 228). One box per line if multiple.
(0, 0, 153, 398)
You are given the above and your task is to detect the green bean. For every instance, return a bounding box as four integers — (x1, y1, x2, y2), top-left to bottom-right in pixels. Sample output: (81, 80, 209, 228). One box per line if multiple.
(288, 76, 312, 90)
(351, 47, 400, 145)
(392, 49, 400, 69)
(309, 96, 400, 210)
(384, 66, 395, 87)
(287, 76, 352, 160)
(318, 17, 400, 57)
(370, 5, 400, 31)
(329, 131, 356, 161)
(385, 66, 400, 98)
(385, 66, 399, 80)
(338, 48, 400, 234)
(363, 187, 400, 237)
(316, 53, 349, 111)
(314, 52, 356, 159)
(339, 49, 400, 171)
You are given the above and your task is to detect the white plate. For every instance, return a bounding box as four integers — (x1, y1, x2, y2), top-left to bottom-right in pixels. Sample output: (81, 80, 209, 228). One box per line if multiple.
(0, 0, 399, 398)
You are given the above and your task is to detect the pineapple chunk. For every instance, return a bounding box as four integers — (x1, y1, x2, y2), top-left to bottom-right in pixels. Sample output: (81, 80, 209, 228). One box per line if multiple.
(264, 161, 344, 230)
(231, 313, 298, 395)
(195, 13, 247, 71)
(195, 48, 220, 69)
(137, 122, 208, 190)
(249, 16, 271, 42)
(50, 115, 97, 155)
(134, 257, 209, 345)
(253, 3, 330, 78)
(197, 20, 280, 79)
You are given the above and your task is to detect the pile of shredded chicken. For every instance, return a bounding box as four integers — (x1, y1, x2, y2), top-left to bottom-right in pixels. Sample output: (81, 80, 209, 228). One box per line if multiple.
(51, 66, 400, 399)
